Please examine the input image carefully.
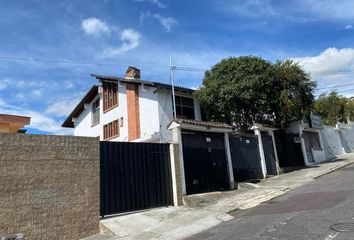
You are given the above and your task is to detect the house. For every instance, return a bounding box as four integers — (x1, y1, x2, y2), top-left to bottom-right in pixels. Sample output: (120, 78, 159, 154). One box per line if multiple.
(0, 114, 31, 133)
(62, 67, 202, 142)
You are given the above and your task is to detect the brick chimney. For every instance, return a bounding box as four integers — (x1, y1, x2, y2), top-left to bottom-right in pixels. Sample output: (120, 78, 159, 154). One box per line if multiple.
(125, 66, 141, 79)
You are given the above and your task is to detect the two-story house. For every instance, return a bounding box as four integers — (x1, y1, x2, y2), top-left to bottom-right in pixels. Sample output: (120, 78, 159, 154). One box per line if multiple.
(62, 67, 202, 142)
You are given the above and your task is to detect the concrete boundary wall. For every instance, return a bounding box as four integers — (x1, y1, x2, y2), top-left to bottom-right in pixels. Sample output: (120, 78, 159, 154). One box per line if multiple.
(0, 133, 100, 240)
(320, 125, 344, 160)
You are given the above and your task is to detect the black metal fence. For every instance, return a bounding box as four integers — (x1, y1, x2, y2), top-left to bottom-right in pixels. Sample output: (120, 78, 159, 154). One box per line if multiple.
(229, 135, 263, 181)
(100, 141, 173, 217)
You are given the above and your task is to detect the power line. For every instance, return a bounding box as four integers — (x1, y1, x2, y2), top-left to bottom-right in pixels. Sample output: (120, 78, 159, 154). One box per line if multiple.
(315, 83, 354, 90)
(0, 56, 170, 69)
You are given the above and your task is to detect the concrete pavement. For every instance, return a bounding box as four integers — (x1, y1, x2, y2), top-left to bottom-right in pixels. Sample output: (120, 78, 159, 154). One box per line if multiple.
(82, 153, 354, 240)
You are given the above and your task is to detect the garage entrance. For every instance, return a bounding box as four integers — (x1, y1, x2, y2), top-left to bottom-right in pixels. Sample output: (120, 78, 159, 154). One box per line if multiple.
(182, 131, 230, 195)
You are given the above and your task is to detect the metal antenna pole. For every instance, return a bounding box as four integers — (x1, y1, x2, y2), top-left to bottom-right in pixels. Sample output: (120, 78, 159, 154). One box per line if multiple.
(170, 57, 177, 119)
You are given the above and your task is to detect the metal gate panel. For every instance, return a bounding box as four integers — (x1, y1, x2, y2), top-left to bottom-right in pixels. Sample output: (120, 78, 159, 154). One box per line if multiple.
(274, 130, 305, 167)
(182, 131, 229, 195)
(100, 142, 173, 217)
(229, 135, 263, 181)
(261, 132, 278, 176)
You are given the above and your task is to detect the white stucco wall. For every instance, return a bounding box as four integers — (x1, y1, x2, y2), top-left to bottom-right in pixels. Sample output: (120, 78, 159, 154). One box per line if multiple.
(338, 123, 354, 152)
(320, 125, 344, 159)
(74, 83, 129, 141)
(73, 82, 201, 143)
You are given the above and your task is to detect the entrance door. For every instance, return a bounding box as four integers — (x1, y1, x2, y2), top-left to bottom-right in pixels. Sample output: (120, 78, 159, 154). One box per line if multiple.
(182, 131, 229, 195)
(261, 132, 278, 176)
(302, 131, 315, 163)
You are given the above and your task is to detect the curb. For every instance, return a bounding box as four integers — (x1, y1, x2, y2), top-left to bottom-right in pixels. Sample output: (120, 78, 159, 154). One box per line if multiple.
(314, 161, 353, 179)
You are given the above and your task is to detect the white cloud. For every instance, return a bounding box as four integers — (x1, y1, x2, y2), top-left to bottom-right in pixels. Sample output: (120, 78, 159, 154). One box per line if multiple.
(0, 103, 72, 135)
(345, 24, 353, 29)
(45, 96, 81, 117)
(102, 29, 141, 57)
(81, 17, 110, 37)
(0, 80, 8, 91)
(140, 12, 178, 31)
(293, 48, 354, 96)
(135, 0, 166, 8)
(293, 48, 354, 73)
(31, 89, 43, 98)
(64, 81, 75, 89)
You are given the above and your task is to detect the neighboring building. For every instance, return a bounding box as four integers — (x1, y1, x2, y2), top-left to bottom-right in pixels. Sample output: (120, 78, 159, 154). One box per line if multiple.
(0, 114, 31, 133)
(62, 67, 202, 142)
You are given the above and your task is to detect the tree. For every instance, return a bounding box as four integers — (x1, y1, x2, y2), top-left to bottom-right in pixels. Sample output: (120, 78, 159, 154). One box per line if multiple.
(313, 91, 351, 125)
(274, 60, 316, 127)
(194, 56, 316, 130)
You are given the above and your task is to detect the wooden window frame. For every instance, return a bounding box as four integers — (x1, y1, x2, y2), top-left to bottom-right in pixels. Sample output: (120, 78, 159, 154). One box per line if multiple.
(103, 119, 119, 140)
(103, 80, 119, 113)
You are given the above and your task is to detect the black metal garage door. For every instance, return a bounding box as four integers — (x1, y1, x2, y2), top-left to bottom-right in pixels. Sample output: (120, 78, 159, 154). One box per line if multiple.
(229, 135, 263, 181)
(182, 131, 229, 195)
(261, 132, 278, 176)
(100, 142, 173, 217)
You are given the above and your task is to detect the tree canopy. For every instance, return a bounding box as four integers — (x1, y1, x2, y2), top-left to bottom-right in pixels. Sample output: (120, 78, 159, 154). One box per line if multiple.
(313, 91, 354, 125)
(194, 56, 316, 130)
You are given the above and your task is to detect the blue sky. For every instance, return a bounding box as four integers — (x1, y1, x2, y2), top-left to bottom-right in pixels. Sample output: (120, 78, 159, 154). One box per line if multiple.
(1, 0, 354, 134)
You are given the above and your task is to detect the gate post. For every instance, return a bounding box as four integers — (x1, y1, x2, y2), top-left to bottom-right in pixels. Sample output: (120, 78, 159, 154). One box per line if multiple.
(254, 128, 267, 178)
(169, 143, 184, 206)
(224, 133, 235, 189)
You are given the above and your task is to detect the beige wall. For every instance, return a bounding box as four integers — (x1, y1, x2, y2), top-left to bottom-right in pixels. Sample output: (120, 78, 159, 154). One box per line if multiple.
(0, 133, 100, 240)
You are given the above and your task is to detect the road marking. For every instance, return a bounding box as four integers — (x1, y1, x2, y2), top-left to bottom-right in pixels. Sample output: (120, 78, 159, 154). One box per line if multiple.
(324, 232, 338, 240)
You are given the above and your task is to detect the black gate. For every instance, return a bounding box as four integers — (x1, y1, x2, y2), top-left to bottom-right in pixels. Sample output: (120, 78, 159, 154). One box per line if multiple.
(261, 132, 278, 176)
(274, 130, 305, 167)
(100, 142, 173, 217)
(182, 131, 229, 195)
(229, 135, 263, 181)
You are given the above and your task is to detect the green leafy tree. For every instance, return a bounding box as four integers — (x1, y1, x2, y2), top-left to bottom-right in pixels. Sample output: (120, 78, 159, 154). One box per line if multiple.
(313, 91, 351, 125)
(194, 56, 316, 130)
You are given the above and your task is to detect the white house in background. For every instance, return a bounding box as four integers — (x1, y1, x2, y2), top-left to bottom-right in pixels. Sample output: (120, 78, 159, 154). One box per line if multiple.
(62, 67, 202, 142)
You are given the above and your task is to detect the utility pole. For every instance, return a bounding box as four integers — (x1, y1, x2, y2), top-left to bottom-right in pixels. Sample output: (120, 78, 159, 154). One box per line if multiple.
(170, 57, 177, 119)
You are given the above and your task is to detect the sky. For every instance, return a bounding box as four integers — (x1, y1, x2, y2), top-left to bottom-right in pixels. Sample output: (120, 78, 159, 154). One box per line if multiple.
(1, 0, 354, 135)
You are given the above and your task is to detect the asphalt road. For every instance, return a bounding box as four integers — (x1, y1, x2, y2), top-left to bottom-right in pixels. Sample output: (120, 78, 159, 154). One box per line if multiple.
(186, 164, 354, 240)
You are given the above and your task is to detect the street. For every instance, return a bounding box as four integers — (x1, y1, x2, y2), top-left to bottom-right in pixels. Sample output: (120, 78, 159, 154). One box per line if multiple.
(186, 164, 354, 240)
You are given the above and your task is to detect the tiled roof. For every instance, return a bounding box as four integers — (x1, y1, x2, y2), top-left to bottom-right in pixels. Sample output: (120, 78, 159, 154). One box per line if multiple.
(172, 118, 233, 129)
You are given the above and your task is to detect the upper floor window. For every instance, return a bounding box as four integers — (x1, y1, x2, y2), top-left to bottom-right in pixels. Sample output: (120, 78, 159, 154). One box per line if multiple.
(174, 96, 195, 120)
(103, 80, 118, 112)
(103, 119, 119, 140)
(92, 98, 100, 126)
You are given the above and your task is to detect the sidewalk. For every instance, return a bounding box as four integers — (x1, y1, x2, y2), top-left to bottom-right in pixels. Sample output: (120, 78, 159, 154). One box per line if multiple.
(83, 153, 354, 240)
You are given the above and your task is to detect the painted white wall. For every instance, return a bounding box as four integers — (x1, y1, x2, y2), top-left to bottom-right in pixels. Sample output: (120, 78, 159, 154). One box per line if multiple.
(74, 84, 129, 141)
(74, 96, 101, 138)
(320, 125, 344, 159)
(73, 82, 201, 143)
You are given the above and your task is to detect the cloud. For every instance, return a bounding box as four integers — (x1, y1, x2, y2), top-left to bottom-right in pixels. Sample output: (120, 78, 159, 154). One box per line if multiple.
(45, 96, 81, 117)
(0, 80, 8, 91)
(293, 48, 354, 96)
(140, 12, 178, 31)
(135, 0, 167, 8)
(293, 47, 354, 73)
(0, 103, 72, 135)
(81, 17, 110, 37)
(345, 24, 353, 29)
(102, 29, 141, 57)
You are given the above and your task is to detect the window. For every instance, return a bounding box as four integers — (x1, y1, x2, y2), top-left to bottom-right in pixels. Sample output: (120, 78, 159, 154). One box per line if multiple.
(174, 96, 195, 120)
(103, 80, 118, 112)
(91, 98, 100, 126)
(307, 131, 322, 151)
(103, 120, 119, 140)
